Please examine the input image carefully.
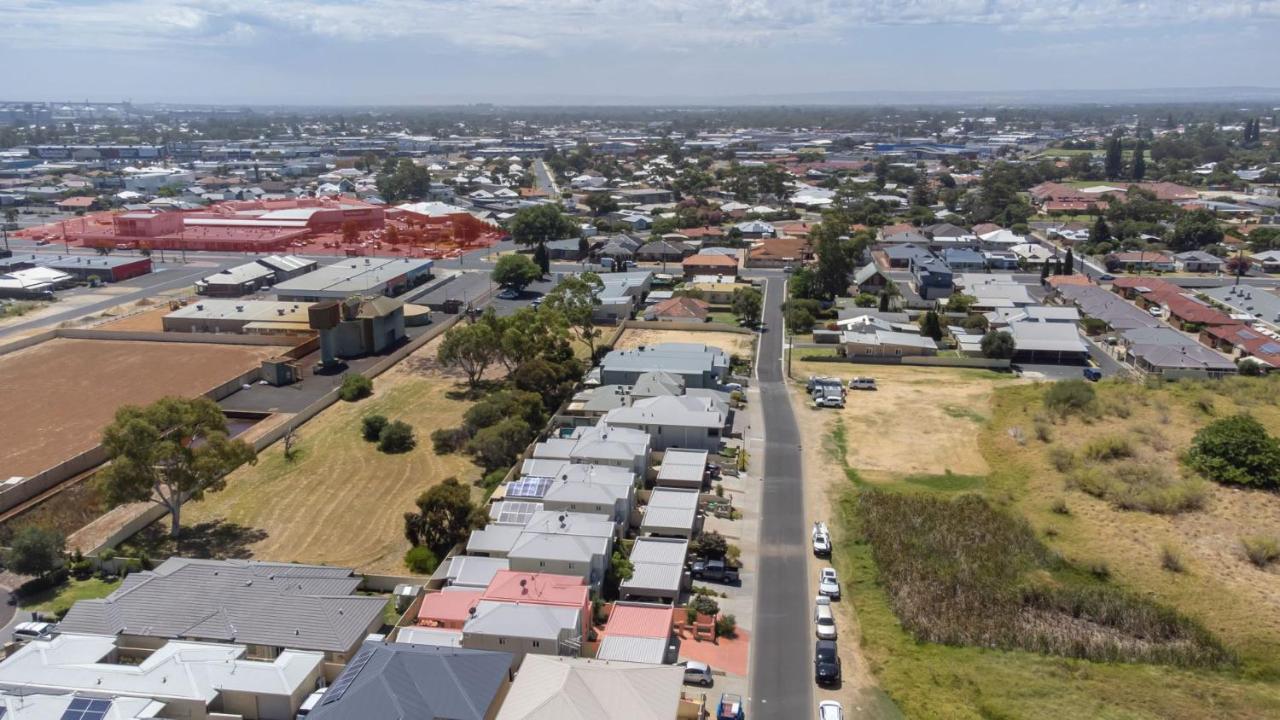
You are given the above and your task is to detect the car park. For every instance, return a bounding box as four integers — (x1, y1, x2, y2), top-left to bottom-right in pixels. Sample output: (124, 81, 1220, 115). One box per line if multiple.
(814, 639, 842, 685)
(818, 700, 845, 720)
(814, 598, 837, 639)
(678, 660, 714, 687)
(819, 567, 841, 600)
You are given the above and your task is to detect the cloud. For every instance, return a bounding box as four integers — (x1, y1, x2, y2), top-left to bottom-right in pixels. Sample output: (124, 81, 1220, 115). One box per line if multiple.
(2, 0, 1280, 54)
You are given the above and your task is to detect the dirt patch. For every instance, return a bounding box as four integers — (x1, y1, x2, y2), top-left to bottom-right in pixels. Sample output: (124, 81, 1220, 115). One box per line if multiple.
(792, 363, 1011, 477)
(614, 326, 755, 359)
(0, 338, 287, 477)
(92, 304, 174, 332)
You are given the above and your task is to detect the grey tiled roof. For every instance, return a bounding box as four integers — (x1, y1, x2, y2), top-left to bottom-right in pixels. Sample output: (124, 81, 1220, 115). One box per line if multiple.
(58, 558, 384, 653)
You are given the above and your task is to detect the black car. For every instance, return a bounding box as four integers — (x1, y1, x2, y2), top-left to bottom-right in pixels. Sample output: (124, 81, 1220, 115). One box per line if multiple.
(814, 639, 841, 685)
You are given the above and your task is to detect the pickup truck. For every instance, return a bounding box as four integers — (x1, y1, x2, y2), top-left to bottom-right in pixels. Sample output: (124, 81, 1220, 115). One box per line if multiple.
(691, 558, 740, 584)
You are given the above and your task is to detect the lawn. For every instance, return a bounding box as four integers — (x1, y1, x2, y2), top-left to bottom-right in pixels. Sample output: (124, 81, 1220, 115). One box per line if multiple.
(18, 577, 121, 618)
(179, 335, 483, 575)
(795, 369, 1280, 718)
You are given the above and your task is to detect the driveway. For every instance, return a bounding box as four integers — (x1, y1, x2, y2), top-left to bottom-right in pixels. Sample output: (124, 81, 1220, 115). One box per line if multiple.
(749, 273, 814, 719)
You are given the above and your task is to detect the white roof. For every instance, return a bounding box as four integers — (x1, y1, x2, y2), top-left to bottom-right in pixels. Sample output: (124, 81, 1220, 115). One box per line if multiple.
(495, 655, 682, 720)
(0, 692, 162, 720)
(595, 636, 668, 665)
(640, 488, 700, 533)
(0, 634, 320, 705)
(394, 626, 462, 647)
(1006, 321, 1089, 354)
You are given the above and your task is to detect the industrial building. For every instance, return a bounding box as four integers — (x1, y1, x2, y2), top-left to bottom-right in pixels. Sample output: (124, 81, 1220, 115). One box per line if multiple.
(274, 257, 433, 302)
(163, 299, 315, 335)
(196, 255, 317, 297)
(0, 253, 151, 283)
(308, 296, 408, 363)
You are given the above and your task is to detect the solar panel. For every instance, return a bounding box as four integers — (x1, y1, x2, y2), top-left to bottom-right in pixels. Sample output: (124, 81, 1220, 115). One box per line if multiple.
(507, 475, 552, 499)
(60, 698, 111, 720)
(321, 646, 375, 705)
(494, 501, 541, 525)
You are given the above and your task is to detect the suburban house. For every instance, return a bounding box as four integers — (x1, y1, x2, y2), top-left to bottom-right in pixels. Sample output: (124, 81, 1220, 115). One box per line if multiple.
(599, 343, 730, 389)
(880, 243, 934, 269)
(459, 571, 593, 667)
(839, 315, 938, 357)
(0, 633, 324, 720)
(57, 559, 386, 676)
(851, 263, 892, 295)
(565, 371, 731, 420)
(681, 253, 739, 280)
(1201, 324, 1280, 368)
(1200, 284, 1280, 329)
(745, 237, 811, 267)
(1009, 242, 1055, 267)
(594, 270, 653, 323)
(685, 279, 755, 305)
(494, 656, 689, 720)
(1059, 284, 1161, 331)
(983, 250, 1020, 270)
(595, 602, 678, 665)
(910, 256, 953, 300)
(734, 220, 775, 238)
(941, 247, 987, 272)
(531, 423, 652, 475)
(643, 296, 709, 322)
(924, 222, 977, 246)
(654, 448, 710, 490)
(1105, 251, 1175, 273)
(637, 239, 693, 262)
(545, 237, 586, 260)
(1174, 250, 1225, 273)
(1251, 250, 1280, 273)
(639, 487, 702, 539)
(467, 513, 614, 593)
(1004, 320, 1090, 363)
(602, 395, 729, 452)
(306, 641, 513, 720)
(620, 537, 690, 604)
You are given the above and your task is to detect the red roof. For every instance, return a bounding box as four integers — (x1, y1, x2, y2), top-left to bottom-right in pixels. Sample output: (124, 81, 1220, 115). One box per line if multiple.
(680, 227, 726, 238)
(481, 570, 589, 608)
(417, 590, 482, 625)
(682, 254, 738, 268)
(57, 196, 96, 208)
(649, 296, 709, 319)
(749, 237, 809, 260)
(1204, 324, 1280, 366)
(603, 603, 675, 640)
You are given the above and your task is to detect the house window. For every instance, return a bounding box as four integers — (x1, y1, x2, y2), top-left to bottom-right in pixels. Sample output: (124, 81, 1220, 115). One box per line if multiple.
(498, 638, 506, 645)
(568, 563, 575, 569)
(707, 429, 717, 436)
(532, 641, 541, 648)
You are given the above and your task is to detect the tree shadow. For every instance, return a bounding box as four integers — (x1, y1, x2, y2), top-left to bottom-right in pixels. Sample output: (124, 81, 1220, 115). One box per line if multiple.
(129, 520, 268, 560)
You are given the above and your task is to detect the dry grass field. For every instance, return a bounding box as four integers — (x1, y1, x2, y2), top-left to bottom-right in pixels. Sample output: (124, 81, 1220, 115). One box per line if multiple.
(182, 334, 483, 574)
(0, 337, 286, 477)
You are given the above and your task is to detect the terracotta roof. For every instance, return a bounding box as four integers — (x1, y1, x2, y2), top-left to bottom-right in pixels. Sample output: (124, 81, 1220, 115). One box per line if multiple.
(481, 570, 589, 608)
(56, 196, 96, 208)
(417, 590, 483, 625)
(649, 296, 709, 319)
(603, 604, 675, 640)
(682, 254, 738, 268)
(749, 237, 810, 260)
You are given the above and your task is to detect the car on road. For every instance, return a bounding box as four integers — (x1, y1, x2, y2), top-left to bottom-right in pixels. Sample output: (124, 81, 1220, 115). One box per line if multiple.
(1099, 273, 1115, 281)
(814, 639, 842, 685)
(496, 288, 520, 300)
(530, 296, 543, 308)
(819, 567, 841, 600)
(848, 377, 877, 391)
(1083, 367, 1102, 382)
(818, 700, 845, 720)
(1148, 306, 1162, 317)
(678, 660, 714, 687)
(783, 265, 795, 273)
(814, 597, 837, 639)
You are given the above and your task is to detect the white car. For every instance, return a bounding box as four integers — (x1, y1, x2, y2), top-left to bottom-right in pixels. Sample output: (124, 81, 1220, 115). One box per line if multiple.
(814, 599, 838, 640)
(848, 377, 877, 391)
(811, 523, 832, 556)
(12, 621, 54, 643)
(818, 700, 845, 720)
(814, 395, 844, 409)
(819, 567, 841, 600)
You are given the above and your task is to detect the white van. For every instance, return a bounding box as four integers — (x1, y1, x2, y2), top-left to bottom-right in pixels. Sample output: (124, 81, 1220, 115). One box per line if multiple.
(12, 621, 54, 643)
(849, 377, 877, 391)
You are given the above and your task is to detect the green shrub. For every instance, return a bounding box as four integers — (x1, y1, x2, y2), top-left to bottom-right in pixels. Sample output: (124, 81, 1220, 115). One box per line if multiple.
(1033, 418, 1053, 443)
(1082, 436, 1134, 462)
(1161, 545, 1186, 573)
(1049, 498, 1070, 516)
(1069, 462, 1207, 514)
(1043, 380, 1096, 417)
(1047, 447, 1076, 472)
(482, 468, 509, 489)
(404, 545, 439, 574)
(339, 373, 373, 401)
(715, 613, 738, 638)
(430, 426, 470, 454)
(1088, 561, 1111, 581)
(361, 414, 388, 442)
(378, 420, 416, 454)
(1185, 414, 1280, 490)
(1241, 536, 1280, 568)
(690, 592, 720, 617)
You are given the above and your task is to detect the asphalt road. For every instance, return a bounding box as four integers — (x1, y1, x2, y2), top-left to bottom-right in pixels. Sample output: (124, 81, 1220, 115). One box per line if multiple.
(750, 273, 814, 719)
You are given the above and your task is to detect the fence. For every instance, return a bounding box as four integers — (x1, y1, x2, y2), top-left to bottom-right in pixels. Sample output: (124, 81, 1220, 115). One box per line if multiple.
(55, 328, 290, 347)
(802, 353, 1011, 371)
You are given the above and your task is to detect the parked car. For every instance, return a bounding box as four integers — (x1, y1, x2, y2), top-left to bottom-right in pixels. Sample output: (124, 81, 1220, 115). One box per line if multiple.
(722, 382, 744, 392)
(819, 567, 841, 600)
(693, 558, 740, 584)
(1098, 273, 1115, 281)
(814, 598, 838, 640)
(496, 288, 520, 300)
(814, 639, 842, 685)
(814, 395, 845, 409)
(717, 693, 745, 720)
(1083, 367, 1102, 382)
(783, 265, 795, 273)
(812, 522, 831, 556)
(679, 660, 714, 687)
(530, 296, 543, 308)
(848, 377, 877, 391)
(12, 621, 54, 644)
(818, 700, 845, 720)
(295, 689, 326, 719)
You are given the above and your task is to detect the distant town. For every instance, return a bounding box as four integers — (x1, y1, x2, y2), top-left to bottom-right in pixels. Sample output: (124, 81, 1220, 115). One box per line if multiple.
(0, 99, 1277, 720)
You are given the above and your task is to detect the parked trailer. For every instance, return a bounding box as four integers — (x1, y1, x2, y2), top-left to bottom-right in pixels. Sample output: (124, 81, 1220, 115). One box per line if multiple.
(717, 693, 745, 720)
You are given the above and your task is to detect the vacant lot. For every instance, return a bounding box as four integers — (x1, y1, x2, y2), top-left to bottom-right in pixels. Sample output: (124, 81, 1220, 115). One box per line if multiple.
(793, 368, 1280, 718)
(614, 326, 755, 360)
(183, 334, 482, 574)
(0, 338, 286, 477)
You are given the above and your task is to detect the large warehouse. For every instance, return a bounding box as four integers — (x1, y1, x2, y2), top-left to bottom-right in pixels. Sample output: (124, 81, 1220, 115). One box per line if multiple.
(273, 257, 434, 302)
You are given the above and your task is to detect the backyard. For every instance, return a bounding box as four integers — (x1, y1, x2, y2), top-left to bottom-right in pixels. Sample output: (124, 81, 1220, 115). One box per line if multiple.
(175, 334, 484, 575)
(793, 366, 1280, 719)
(613, 325, 756, 361)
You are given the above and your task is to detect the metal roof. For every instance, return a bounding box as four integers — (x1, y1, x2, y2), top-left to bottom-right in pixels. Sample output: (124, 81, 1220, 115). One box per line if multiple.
(495, 656, 682, 720)
(595, 636, 667, 664)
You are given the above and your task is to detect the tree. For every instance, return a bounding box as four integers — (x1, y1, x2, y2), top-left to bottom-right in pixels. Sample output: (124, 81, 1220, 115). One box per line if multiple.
(438, 315, 501, 389)
(403, 477, 479, 554)
(812, 223, 854, 300)
(919, 310, 943, 341)
(1132, 142, 1146, 181)
(404, 546, 439, 574)
(1185, 414, 1280, 490)
(1090, 216, 1112, 245)
(577, 236, 590, 260)
(378, 420, 416, 454)
(533, 241, 551, 277)
(361, 414, 388, 442)
(604, 550, 634, 600)
(492, 253, 541, 291)
(339, 373, 373, 401)
(98, 397, 256, 538)
(375, 159, 432, 203)
(1105, 136, 1124, 180)
(783, 304, 816, 333)
(508, 204, 577, 246)
(1169, 210, 1224, 252)
(1043, 380, 1096, 417)
(980, 330, 1016, 359)
(878, 291, 891, 312)
(544, 273, 604, 357)
(340, 220, 359, 244)
(1063, 248, 1075, 275)
(691, 531, 729, 559)
(584, 192, 619, 217)
(731, 287, 763, 326)
(466, 416, 533, 472)
(498, 307, 567, 373)
(1225, 254, 1250, 278)
(5, 526, 65, 578)
(944, 294, 975, 314)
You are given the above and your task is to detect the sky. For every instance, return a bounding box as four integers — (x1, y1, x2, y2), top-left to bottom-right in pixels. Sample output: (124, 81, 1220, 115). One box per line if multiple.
(3, 0, 1280, 106)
